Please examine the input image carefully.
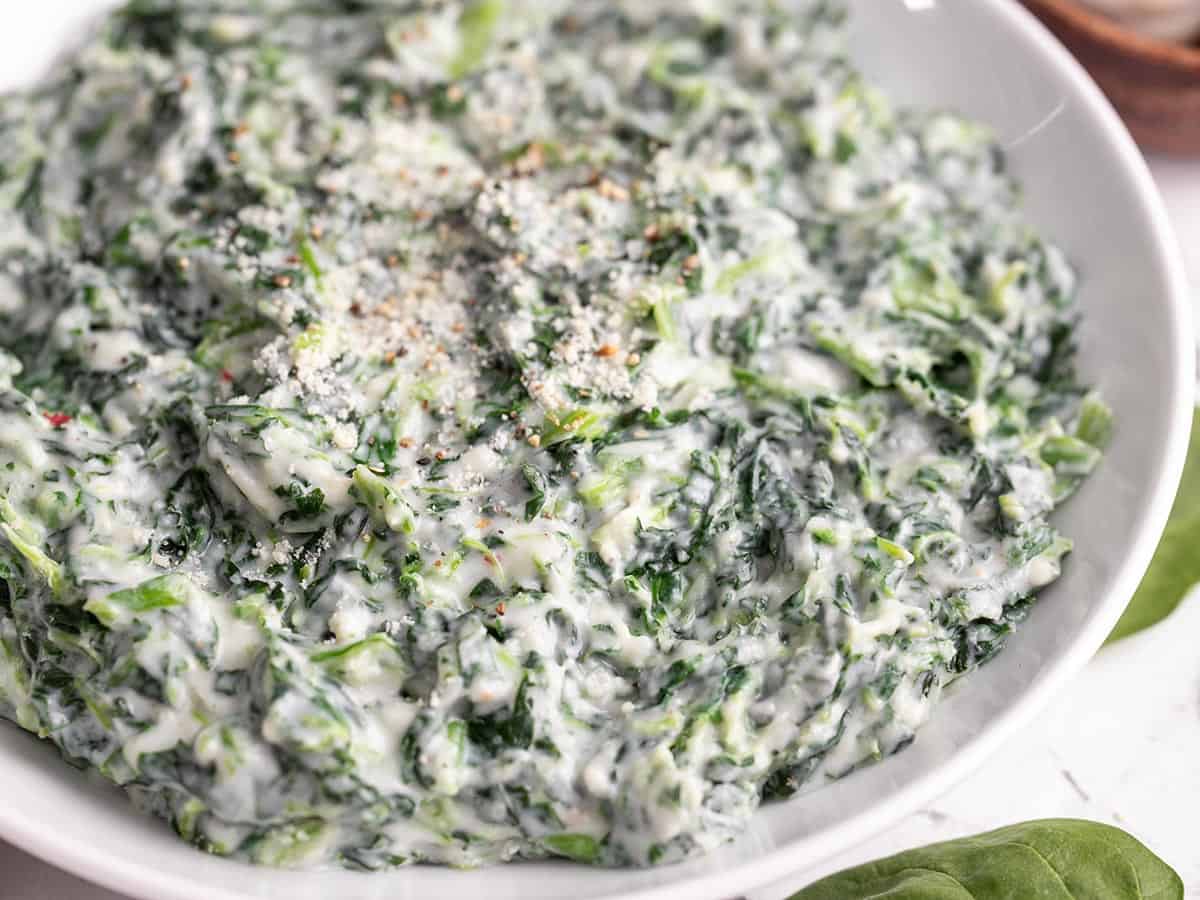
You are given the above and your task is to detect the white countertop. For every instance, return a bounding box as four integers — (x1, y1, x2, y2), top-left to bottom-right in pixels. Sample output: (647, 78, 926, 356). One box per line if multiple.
(2, 158, 1196, 900)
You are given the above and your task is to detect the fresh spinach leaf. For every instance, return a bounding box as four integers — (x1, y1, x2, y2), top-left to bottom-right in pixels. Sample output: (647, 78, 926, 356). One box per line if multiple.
(1108, 407, 1200, 643)
(791, 819, 1182, 900)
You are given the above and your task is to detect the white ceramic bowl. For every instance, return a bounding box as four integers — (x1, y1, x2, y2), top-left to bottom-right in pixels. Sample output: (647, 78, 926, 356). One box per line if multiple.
(0, 2, 1192, 899)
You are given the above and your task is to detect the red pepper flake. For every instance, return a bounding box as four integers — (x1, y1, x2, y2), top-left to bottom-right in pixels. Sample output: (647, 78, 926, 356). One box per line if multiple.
(495, 601, 506, 616)
(220, 369, 235, 383)
(43, 412, 71, 428)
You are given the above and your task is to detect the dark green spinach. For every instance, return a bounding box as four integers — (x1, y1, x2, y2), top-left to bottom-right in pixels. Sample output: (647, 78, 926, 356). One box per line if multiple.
(792, 819, 1182, 900)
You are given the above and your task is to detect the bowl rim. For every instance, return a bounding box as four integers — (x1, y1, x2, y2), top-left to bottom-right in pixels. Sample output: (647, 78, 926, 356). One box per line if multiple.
(1025, 0, 1200, 71)
(0, 1, 1193, 899)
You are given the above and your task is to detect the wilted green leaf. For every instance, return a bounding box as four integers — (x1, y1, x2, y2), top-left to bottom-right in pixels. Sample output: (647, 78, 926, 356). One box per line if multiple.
(542, 832, 601, 863)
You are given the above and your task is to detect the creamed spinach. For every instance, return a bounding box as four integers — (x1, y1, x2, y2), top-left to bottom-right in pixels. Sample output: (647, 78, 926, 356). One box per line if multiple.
(0, 0, 1107, 870)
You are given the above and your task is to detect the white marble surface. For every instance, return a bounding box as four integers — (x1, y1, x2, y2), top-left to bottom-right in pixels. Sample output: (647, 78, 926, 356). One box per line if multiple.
(1, 161, 1196, 900)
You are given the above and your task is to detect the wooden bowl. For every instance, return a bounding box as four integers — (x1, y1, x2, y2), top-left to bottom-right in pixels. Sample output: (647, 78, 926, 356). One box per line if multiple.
(1024, 0, 1200, 155)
